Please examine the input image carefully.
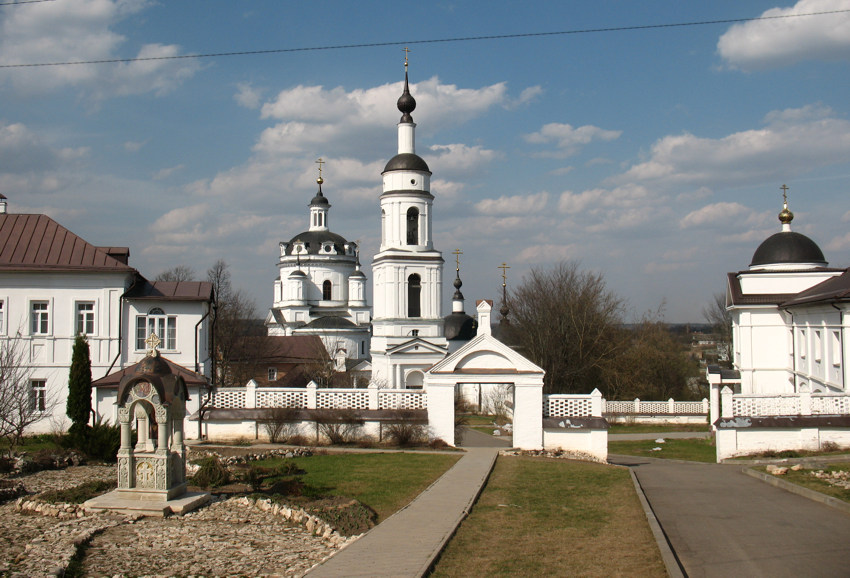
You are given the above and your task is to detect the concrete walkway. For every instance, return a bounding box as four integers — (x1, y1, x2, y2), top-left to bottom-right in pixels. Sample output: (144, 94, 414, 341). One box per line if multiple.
(611, 455, 850, 577)
(307, 444, 499, 577)
(609, 431, 710, 441)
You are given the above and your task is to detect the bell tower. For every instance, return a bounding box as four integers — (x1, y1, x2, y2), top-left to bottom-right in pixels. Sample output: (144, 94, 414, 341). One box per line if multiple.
(370, 54, 447, 387)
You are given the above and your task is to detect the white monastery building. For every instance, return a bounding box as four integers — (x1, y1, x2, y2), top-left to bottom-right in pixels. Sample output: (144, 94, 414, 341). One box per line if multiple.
(0, 195, 213, 434)
(722, 193, 849, 395)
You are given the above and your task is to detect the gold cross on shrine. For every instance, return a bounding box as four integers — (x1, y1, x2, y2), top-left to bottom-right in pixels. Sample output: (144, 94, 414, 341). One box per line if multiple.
(452, 248, 462, 272)
(498, 263, 510, 288)
(780, 184, 789, 207)
(145, 332, 161, 357)
(403, 47, 410, 69)
(315, 157, 325, 180)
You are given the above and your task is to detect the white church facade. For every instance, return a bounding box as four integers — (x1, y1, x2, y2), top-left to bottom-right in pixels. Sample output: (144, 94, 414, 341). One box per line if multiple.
(709, 192, 850, 459)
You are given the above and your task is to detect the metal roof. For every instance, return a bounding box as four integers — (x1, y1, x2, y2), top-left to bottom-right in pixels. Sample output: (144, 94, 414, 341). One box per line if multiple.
(0, 214, 135, 273)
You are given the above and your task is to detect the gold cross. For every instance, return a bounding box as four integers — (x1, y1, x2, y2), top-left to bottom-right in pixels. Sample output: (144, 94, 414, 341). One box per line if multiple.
(780, 184, 789, 207)
(403, 47, 410, 69)
(498, 263, 510, 287)
(452, 248, 463, 272)
(145, 332, 161, 357)
(315, 157, 325, 180)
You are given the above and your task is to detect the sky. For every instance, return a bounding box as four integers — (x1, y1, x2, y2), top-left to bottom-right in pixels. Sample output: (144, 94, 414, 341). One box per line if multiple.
(1, 0, 849, 323)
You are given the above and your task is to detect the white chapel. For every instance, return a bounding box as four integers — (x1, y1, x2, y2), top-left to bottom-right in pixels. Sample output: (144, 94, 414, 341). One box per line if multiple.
(266, 171, 371, 363)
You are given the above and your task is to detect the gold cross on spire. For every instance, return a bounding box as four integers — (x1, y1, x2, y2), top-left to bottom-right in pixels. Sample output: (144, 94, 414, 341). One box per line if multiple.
(452, 248, 463, 272)
(403, 47, 410, 70)
(498, 263, 510, 288)
(780, 184, 789, 207)
(145, 332, 161, 357)
(315, 157, 325, 182)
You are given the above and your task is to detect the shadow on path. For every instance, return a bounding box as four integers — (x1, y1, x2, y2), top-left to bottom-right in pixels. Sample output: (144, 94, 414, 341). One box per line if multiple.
(457, 427, 512, 448)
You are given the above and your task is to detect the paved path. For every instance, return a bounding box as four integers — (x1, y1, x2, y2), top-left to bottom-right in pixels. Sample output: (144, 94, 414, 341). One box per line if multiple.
(307, 443, 499, 577)
(611, 455, 850, 577)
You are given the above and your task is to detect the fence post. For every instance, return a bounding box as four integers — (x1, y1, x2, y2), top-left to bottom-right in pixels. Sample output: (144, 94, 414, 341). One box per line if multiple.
(245, 379, 257, 409)
(602, 398, 607, 414)
(668, 397, 675, 414)
(634, 398, 640, 414)
(368, 382, 379, 410)
(590, 389, 603, 417)
(799, 384, 812, 416)
(721, 386, 733, 419)
(702, 398, 709, 414)
(306, 381, 317, 410)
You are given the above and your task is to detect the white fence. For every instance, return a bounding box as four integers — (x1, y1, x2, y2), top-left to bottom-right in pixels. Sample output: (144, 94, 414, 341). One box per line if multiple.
(721, 388, 850, 418)
(208, 380, 427, 412)
(544, 391, 602, 418)
(715, 386, 850, 462)
(603, 398, 708, 415)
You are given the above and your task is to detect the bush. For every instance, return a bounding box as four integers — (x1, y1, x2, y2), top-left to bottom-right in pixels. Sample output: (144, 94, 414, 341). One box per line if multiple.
(384, 411, 426, 446)
(306, 499, 377, 536)
(261, 407, 300, 443)
(59, 417, 126, 463)
(192, 456, 231, 488)
(315, 409, 364, 445)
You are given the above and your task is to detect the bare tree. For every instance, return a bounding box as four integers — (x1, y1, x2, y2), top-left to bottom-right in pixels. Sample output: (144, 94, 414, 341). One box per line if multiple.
(207, 260, 261, 386)
(154, 265, 196, 282)
(0, 333, 51, 454)
(703, 292, 733, 368)
(509, 261, 626, 394)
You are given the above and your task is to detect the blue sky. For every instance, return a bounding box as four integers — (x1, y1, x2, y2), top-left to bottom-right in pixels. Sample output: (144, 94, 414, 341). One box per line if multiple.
(1, 0, 849, 322)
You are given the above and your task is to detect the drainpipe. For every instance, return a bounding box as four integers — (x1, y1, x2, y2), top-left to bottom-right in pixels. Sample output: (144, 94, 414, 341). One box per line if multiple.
(783, 308, 796, 392)
(194, 305, 211, 374)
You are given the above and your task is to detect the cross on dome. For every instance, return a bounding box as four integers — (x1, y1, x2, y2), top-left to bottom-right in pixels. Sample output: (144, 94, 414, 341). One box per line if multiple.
(145, 332, 161, 357)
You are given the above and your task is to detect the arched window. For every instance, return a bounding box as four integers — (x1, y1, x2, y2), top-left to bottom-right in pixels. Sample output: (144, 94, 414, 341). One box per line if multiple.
(408, 274, 421, 317)
(322, 280, 332, 301)
(136, 307, 176, 350)
(381, 209, 386, 244)
(407, 207, 419, 245)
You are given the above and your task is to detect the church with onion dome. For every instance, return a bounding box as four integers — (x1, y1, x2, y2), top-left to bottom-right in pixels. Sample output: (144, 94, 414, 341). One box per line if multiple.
(717, 187, 850, 396)
(265, 165, 372, 363)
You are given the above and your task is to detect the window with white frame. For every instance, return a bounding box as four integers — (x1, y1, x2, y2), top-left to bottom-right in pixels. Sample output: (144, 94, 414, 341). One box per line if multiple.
(76, 302, 95, 335)
(30, 379, 46, 412)
(833, 331, 842, 367)
(268, 367, 278, 381)
(31, 302, 49, 335)
(136, 307, 177, 350)
(814, 330, 822, 362)
(799, 329, 807, 359)
(0, 300, 4, 333)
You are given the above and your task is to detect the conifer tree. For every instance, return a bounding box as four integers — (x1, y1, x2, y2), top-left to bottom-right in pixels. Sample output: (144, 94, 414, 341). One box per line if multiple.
(67, 334, 92, 432)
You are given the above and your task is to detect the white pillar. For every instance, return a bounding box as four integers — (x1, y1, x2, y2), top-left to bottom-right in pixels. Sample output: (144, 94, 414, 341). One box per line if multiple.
(513, 377, 544, 450)
(425, 380, 456, 446)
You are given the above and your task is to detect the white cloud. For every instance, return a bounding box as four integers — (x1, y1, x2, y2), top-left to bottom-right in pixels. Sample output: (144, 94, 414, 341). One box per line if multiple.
(475, 192, 549, 216)
(427, 144, 500, 178)
(0, 0, 198, 97)
(616, 105, 850, 189)
(516, 243, 579, 264)
(235, 82, 263, 109)
(826, 231, 850, 251)
(525, 122, 622, 157)
(680, 202, 752, 228)
(153, 165, 184, 180)
(124, 140, 147, 152)
(718, 0, 850, 70)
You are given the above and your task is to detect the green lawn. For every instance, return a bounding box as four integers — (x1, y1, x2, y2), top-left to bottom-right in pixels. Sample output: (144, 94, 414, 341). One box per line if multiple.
(432, 456, 665, 576)
(759, 464, 850, 503)
(608, 422, 708, 434)
(608, 437, 717, 462)
(255, 452, 460, 521)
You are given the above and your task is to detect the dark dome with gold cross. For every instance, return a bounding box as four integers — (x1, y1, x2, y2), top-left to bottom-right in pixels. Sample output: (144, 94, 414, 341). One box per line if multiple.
(750, 190, 827, 270)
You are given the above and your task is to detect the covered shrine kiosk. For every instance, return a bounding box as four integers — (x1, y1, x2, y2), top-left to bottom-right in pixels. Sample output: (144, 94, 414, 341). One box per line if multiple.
(86, 335, 209, 516)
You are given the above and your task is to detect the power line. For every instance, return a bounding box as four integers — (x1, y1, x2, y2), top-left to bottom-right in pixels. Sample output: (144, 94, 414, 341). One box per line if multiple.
(0, 0, 56, 5)
(0, 9, 848, 69)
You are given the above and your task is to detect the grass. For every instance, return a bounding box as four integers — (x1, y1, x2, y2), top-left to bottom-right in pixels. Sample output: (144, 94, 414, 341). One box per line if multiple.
(608, 423, 708, 434)
(608, 437, 717, 463)
(432, 456, 666, 577)
(8, 434, 62, 454)
(253, 452, 460, 521)
(759, 464, 850, 503)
